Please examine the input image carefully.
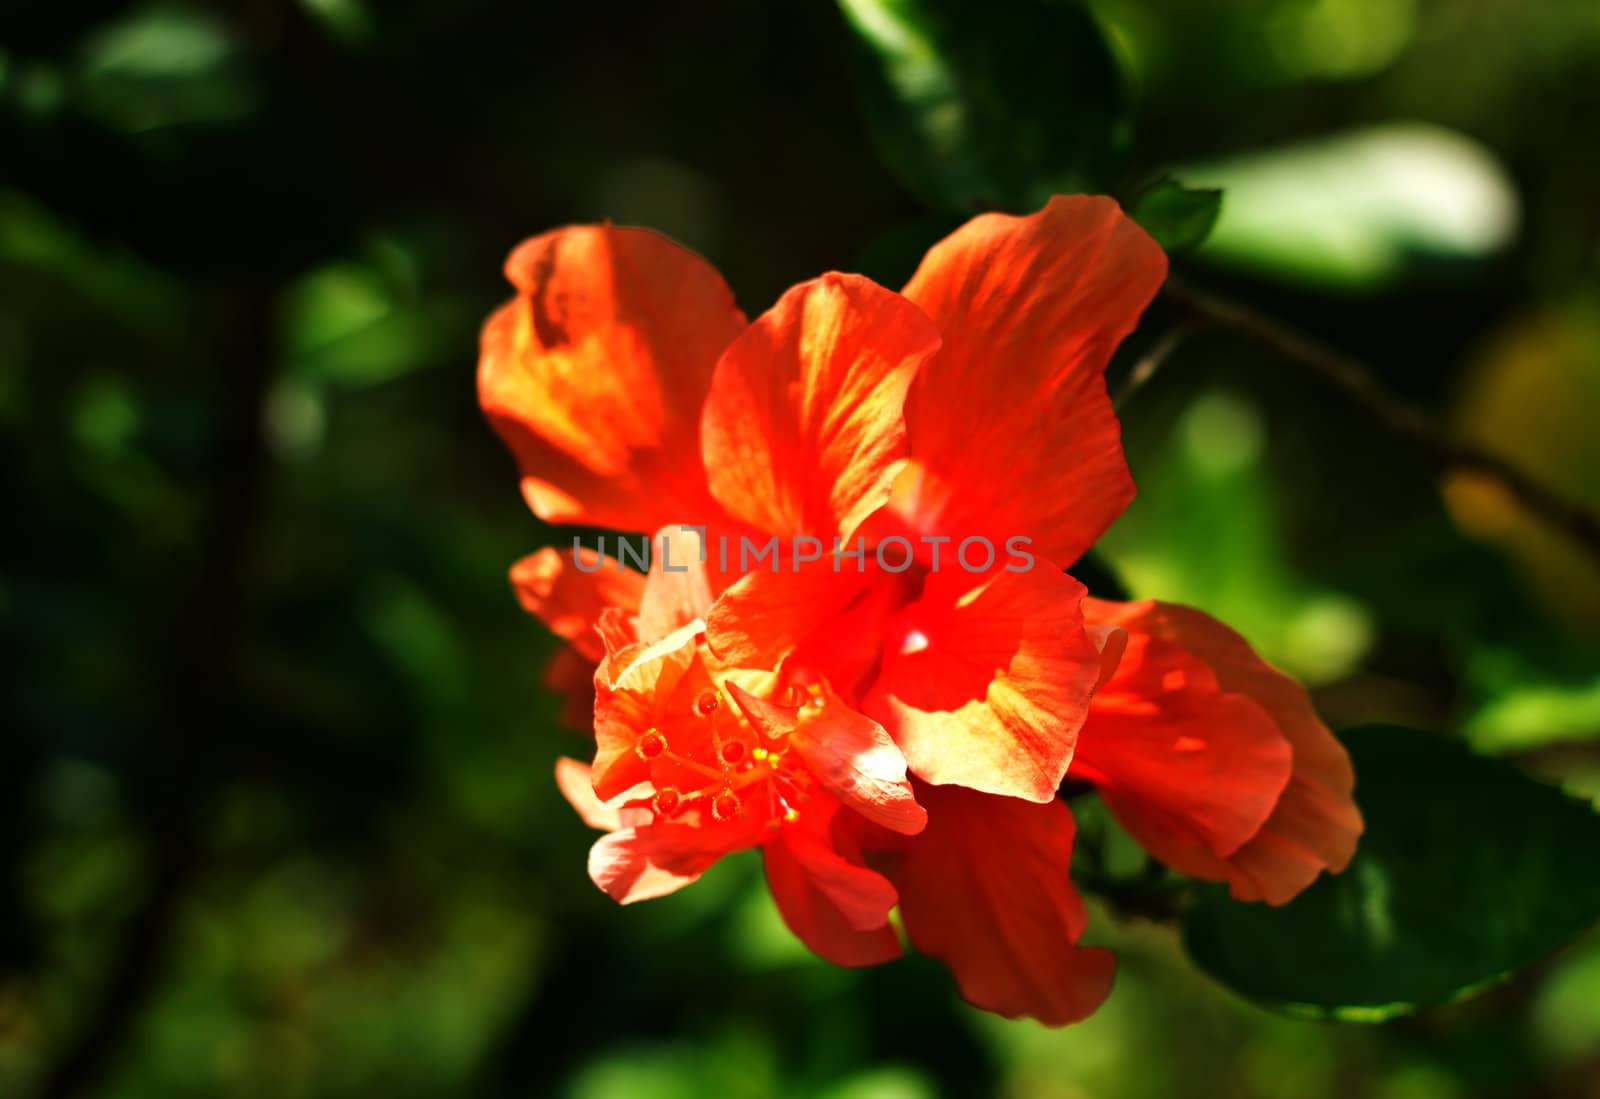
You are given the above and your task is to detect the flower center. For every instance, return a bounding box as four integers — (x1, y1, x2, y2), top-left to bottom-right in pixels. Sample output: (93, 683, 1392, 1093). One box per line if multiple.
(630, 679, 815, 829)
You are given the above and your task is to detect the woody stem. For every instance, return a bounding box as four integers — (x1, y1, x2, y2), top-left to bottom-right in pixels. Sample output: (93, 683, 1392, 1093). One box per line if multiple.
(1160, 273, 1600, 570)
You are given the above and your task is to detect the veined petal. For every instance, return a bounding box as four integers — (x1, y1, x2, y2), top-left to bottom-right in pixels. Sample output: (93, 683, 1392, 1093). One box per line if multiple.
(637, 525, 719, 644)
(1074, 615, 1294, 862)
(701, 273, 940, 539)
(589, 829, 702, 904)
(1082, 599, 1363, 904)
(705, 557, 870, 668)
(867, 568, 1103, 803)
(595, 607, 639, 658)
(555, 757, 631, 831)
(480, 225, 745, 532)
(587, 792, 769, 907)
(765, 865, 901, 968)
(511, 547, 646, 663)
(764, 795, 901, 967)
(898, 196, 1167, 566)
(561, 761, 735, 907)
(727, 682, 926, 835)
(591, 620, 702, 799)
(896, 783, 1115, 1026)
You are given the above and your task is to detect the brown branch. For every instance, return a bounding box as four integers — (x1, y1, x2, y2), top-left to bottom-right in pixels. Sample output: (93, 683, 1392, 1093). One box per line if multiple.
(1162, 274, 1600, 569)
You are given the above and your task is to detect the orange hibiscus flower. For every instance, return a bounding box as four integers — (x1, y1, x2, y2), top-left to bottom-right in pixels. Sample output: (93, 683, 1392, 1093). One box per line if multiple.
(480, 196, 1363, 1024)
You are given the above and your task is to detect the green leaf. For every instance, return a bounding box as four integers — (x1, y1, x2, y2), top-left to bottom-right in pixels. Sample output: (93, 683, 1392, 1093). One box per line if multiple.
(1131, 179, 1223, 254)
(1180, 123, 1519, 291)
(1465, 646, 1600, 755)
(281, 244, 470, 388)
(837, 0, 1128, 213)
(78, 8, 261, 132)
(1183, 725, 1600, 1020)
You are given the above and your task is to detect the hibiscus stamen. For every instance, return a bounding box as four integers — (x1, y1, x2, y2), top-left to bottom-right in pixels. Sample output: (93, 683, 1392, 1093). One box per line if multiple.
(764, 782, 781, 830)
(711, 788, 742, 821)
(661, 753, 727, 783)
(624, 674, 824, 832)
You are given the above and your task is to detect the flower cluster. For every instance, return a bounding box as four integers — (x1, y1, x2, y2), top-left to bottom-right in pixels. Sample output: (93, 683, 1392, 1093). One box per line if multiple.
(479, 196, 1363, 1024)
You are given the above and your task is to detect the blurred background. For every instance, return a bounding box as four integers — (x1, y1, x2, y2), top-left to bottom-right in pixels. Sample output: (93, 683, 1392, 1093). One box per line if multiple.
(3, 1, 1599, 1096)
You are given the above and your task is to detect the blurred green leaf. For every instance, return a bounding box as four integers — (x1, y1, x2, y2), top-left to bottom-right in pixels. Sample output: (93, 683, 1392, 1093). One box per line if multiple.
(1131, 178, 1223, 254)
(1260, 0, 1419, 81)
(281, 248, 469, 388)
(1184, 123, 1519, 291)
(1100, 390, 1374, 682)
(1463, 646, 1600, 753)
(1533, 930, 1600, 1062)
(77, 7, 260, 131)
(565, 1031, 781, 1099)
(815, 1067, 937, 1099)
(1184, 725, 1600, 1020)
(837, 0, 1127, 213)
(300, 0, 376, 44)
(0, 190, 184, 324)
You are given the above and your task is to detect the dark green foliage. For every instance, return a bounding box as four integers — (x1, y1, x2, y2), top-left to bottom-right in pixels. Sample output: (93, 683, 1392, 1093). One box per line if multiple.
(838, 0, 1128, 212)
(1185, 726, 1600, 1019)
(1131, 178, 1223, 254)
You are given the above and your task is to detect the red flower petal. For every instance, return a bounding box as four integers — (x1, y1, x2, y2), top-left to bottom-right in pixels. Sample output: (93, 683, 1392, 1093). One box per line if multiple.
(510, 547, 646, 663)
(764, 800, 902, 967)
(588, 829, 703, 904)
(867, 568, 1102, 803)
(704, 557, 870, 669)
(480, 225, 745, 532)
(898, 196, 1166, 566)
(636, 525, 719, 644)
(897, 783, 1115, 1025)
(591, 621, 701, 800)
(582, 779, 769, 906)
(560, 760, 729, 906)
(555, 757, 627, 831)
(1075, 605, 1295, 862)
(701, 273, 940, 540)
(727, 682, 926, 836)
(1082, 599, 1363, 904)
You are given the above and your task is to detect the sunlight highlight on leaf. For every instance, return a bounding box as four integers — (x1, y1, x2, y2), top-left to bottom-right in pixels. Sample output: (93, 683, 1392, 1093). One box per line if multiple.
(1184, 123, 1519, 290)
